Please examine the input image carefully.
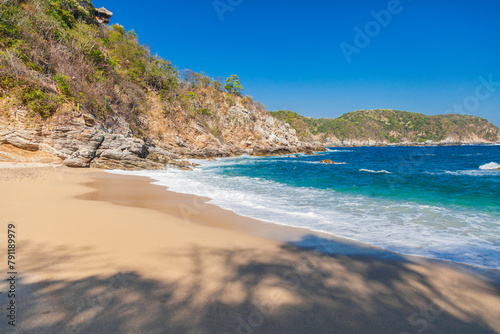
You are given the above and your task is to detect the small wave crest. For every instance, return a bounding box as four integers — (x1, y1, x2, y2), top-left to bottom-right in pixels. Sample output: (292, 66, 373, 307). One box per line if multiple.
(326, 149, 354, 152)
(300, 161, 346, 165)
(445, 170, 487, 177)
(479, 162, 500, 170)
(359, 169, 392, 174)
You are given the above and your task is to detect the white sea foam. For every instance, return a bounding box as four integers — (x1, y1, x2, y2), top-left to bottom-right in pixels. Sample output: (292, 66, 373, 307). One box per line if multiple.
(110, 159, 500, 269)
(326, 149, 354, 152)
(479, 162, 500, 170)
(359, 169, 392, 174)
(300, 161, 347, 165)
(445, 170, 500, 177)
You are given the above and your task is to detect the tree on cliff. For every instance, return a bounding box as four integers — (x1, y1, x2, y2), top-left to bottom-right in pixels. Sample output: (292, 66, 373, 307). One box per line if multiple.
(224, 75, 244, 95)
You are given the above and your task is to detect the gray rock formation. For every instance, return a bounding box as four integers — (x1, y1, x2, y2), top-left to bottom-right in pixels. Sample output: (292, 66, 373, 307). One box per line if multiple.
(0, 112, 169, 170)
(0, 105, 324, 170)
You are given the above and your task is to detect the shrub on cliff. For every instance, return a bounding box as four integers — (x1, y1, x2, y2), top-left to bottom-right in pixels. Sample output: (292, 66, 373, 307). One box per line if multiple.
(0, 0, 258, 131)
(20, 87, 62, 117)
(0, 0, 182, 127)
(224, 74, 244, 95)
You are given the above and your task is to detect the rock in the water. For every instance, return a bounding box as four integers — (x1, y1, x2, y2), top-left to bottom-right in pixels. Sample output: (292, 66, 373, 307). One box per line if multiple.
(320, 159, 337, 164)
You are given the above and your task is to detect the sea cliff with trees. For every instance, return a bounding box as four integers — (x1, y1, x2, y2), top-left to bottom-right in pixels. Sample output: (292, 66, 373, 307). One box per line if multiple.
(0, 0, 324, 169)
(270, 109, 500, 147)
(0, 0, 498, 170)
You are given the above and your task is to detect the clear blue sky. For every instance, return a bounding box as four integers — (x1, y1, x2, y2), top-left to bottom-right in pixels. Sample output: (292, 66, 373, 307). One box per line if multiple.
(94, 0, 500, 126)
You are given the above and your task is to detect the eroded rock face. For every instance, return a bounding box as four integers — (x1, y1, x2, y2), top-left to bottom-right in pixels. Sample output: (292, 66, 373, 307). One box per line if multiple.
(139, 101, 324, 160)
(0, 104, 324, 170)
(0, 113, 166, 170)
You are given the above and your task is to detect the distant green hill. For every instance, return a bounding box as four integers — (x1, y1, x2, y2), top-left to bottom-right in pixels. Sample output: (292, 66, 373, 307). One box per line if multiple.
(270, 109, 500, 145)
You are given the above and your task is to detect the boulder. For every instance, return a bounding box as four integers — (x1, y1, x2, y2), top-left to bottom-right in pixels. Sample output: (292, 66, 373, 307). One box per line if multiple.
(320, 159, 337, 164)
(147, 150, 176, 165)
(64, 156, 91, 168)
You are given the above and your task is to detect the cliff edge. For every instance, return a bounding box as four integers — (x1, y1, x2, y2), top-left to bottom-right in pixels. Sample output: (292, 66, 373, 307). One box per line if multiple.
(0, 0, 322, 169)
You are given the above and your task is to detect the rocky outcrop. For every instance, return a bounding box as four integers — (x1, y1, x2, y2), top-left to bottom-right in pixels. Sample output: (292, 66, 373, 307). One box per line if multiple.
(0, 103, 324, 170)
(0, 111, 171, 170)
(0, 0, 325, 170)
(140, 96, 325, 160)
(95, 7, 113, 25)
(322, 136, 389, 147)
(0, 143, 63, 164)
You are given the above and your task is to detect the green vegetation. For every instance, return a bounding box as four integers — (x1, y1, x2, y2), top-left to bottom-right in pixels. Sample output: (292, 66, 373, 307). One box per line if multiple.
(53, 74, 72, 97)
(267, 110, 315, 140)
(0, 0, 253, 135)
(270, 109, 500, 143)
(224, 75, 244, 95)
(20, 87, 62, 117)
(197, 108, 212, 116)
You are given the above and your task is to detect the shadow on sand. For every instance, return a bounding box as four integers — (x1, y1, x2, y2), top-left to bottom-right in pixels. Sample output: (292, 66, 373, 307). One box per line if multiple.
(2, 235, 500, 334)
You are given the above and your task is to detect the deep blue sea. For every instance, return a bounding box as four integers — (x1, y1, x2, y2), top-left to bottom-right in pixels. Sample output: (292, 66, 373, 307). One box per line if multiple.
(113, 145, 500, 269)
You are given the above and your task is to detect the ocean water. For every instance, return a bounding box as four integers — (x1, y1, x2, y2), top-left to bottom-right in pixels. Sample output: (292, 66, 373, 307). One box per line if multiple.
(112, 145, 500, 269)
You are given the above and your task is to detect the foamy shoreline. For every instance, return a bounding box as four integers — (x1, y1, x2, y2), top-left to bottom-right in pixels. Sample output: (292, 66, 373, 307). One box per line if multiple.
(110, 149, 500, 271)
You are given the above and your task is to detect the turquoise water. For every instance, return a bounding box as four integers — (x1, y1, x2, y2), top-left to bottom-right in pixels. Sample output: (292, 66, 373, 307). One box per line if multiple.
(222, 146, 500, 213)
(113, 145, 500, 269)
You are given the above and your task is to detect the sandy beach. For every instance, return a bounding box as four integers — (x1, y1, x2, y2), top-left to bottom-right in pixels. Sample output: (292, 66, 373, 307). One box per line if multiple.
(0, 165, 499, 333)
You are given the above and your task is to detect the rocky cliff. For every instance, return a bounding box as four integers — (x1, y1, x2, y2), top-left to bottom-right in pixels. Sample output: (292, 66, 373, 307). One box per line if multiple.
(0, 0, 323, 169)
(0, 99, 322, 170)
